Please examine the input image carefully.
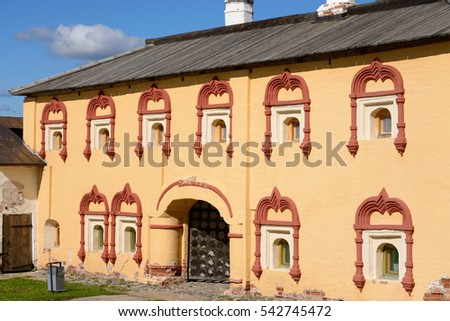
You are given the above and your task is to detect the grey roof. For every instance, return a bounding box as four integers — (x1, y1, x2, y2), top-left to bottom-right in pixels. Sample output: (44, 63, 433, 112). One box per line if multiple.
(11, 0, 450, 97)
(0, 124, 46, 166)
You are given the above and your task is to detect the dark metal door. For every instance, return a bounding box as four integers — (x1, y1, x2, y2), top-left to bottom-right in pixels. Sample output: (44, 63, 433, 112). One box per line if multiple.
(2, 214, 33, 273)
(188, 201, 230, 282)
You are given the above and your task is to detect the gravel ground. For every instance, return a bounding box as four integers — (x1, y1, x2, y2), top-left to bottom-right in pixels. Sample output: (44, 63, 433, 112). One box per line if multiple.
(0, 269, 242, 301)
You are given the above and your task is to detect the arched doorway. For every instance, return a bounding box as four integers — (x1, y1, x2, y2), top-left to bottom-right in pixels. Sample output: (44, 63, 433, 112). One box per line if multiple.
(188, 200, 230, 282)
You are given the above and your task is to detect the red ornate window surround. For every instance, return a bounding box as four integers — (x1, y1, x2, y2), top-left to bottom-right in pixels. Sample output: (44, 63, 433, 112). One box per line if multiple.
(110, 184, 143, 267)
(347, 59, 407, 157)
(78, 186, 110, 264)
(353, 188, 415, 294)
(262, 70, 312, 160)
(193, 78, 234, 158)
(252, 187, 301, 283)
(39, 98, 68, 162)
(83, 91, 116, 161)
(135, 84, 172, 159)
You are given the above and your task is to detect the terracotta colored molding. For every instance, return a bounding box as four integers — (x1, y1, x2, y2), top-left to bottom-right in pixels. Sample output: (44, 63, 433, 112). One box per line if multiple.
(252, 187, 301, 283)
(110, 184, 143, 267)
(149, 224, 183, 230)
(83, 91, 116, 161)
(348, 59, 407, 156)
(228, 233, 243, 239)
(135, 84, 172, 159)
(156, 177, 233, 218)
(39, 98, 68, 162)
(78, 186, 110, 264)
(353, 188, 415, 294)
(262, 70, 312, 160)
(194, 78, 234, 158)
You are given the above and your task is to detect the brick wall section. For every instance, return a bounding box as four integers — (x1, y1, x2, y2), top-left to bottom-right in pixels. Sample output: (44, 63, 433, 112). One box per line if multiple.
(423, 276, 450, 301)
(275, 287, 343, 301)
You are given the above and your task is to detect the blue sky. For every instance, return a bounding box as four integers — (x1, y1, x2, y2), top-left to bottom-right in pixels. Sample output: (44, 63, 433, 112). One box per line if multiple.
(0, 0, 373, 117)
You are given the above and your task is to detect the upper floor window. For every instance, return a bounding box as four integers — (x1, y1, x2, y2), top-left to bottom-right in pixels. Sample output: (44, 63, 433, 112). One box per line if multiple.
(262, 70, 312, 160)
(39, 98, 68, 161)
(194, 78, 234, 158)
(135, 84, 172, 159)
(202, 108, 230, 144)
(212, 119, 227, 143)
(270, 106, 304, 145)
(83, 92, 116, 161)
(91, 119, 111, 150)
(142, 113, 166, 147)
(285, 118, 301, 143)
(347, 59, 407, 156)
(356, 96, 397, 141)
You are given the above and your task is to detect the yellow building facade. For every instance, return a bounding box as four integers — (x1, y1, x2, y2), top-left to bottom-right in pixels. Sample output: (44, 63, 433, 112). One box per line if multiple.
(12, 0, 450, 300)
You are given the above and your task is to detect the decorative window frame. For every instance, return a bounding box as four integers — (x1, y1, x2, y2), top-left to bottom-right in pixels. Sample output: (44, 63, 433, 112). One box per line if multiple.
(135, 84, 172, 159)
(347, 59, 406, 157)
(194, 78, 234, 158)
(39, 98, 68, 161)
(116, 218, 138, 254)
(78, 186, 110, 264)
(202, 108, 230, 143)
(260, 225, 294, 271)
(362, 230, 405, 281)
(90, 119, 111, 149)
(270, 105, 305, 144)
(262, 70, 312, 160)
(85, 215, 106, 252)
(83, 91, 116, 161)
(357, 95, 398, 140)
(142, 114, 166, 147)
(110, 184, 143, 267)
(252, 187, 301, 283)
(353, 188, 415, 295)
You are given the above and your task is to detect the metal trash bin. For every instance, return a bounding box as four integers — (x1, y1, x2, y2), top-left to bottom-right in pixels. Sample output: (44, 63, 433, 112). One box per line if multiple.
(47, 262, 64, 292)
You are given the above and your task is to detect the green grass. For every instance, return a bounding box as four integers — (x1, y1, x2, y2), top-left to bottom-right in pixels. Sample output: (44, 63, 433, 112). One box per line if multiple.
(0, 277, 124, 301)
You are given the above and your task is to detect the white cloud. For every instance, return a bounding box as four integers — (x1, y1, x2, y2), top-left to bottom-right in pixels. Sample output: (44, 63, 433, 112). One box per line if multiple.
(50, 24, 143, 60)
(13, 27, 53, 41)
(14, 24, 143, 61)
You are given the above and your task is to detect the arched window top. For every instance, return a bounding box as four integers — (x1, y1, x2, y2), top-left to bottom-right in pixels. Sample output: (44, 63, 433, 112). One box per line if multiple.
(87, 91, 116, 120)
(111, 183, 142, 215)
(354, 188, 413, 231)
(264, 70, 311, 107)
(351, 59, 404, 98)
(138, 84, 171, 114)
(79, 185, 109, 214)
(42, 98, 68, 123)
(255, 187, 300, 226)
(197, 78, 234, 109)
